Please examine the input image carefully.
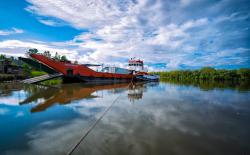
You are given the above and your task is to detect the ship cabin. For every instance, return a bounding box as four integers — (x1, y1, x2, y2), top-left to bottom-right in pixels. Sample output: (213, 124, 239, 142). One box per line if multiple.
(128, 58, 147, 73)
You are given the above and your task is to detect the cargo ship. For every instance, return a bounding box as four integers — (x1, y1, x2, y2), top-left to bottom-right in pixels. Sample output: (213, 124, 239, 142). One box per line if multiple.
(29, 54, 159, 83)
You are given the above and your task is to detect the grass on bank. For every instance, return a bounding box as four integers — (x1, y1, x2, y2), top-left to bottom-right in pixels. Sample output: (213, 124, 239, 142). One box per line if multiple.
(31, 71, 47, 77)
(31, 71, 62, 85)
(41, 77, 62, 85)
(27, 70, 62, 85)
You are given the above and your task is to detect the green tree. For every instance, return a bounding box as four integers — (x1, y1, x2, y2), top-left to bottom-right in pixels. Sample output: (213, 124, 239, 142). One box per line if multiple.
(200, 67, 216, 80)
(53, 52, 61, 60)
(0, 54, 6, 60)
(43, 51, 51, 58)
(28, 48, 39, 54)
(60, 55, 68, 61)
(9, 56, 15, 61)
(23, 64, 31, 77)
(157, 67, 249, 81)
(237, 68, 250, 80)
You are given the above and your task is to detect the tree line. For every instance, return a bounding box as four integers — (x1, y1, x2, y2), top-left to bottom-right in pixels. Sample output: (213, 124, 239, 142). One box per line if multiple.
(27, 48, 68, 61)
(153, 67, 250, 81)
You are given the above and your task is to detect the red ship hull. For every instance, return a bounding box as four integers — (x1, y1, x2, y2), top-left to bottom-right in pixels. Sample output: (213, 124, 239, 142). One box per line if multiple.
(30, 54, 134, 83)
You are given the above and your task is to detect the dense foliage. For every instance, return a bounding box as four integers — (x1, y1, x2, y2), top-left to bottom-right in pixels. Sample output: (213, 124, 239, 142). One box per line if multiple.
(27, 48, 68, 61)
(154, 67, 250, 81)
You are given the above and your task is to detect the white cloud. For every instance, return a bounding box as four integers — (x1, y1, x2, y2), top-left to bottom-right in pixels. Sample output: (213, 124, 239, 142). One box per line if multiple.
(0, 40, 80, 60)
(180, 0, 193, 6)
(25, 0, 137, 29)
(38, 19, 60, 26)
(0, 28, 24, 36)
(181, 18, 208, 30)
(0, 0, 248, 70)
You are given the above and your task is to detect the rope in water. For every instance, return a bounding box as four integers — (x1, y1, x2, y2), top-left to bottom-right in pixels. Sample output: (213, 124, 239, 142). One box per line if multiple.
(67, 79, 134, 155)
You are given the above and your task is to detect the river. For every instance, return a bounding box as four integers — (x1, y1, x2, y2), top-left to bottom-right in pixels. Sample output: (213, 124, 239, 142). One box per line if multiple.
(0, 81, 249, 155)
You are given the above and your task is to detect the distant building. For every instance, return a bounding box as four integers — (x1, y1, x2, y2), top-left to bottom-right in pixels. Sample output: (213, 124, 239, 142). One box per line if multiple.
(0, 59, 23, 75)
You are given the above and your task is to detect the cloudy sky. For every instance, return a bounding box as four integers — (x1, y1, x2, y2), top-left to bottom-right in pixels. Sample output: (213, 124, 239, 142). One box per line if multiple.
(0, 0, 249, 70)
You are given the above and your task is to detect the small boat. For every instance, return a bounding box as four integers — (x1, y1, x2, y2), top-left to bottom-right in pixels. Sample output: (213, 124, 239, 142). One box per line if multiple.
(29, 54, 159, 83)
(135, 74, 160, 81)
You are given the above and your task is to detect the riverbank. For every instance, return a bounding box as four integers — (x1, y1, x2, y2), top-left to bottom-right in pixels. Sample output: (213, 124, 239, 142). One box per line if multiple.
(0, 74, 25, 82)
(153, 67, 250, 81)
(0, 71, 62, 85)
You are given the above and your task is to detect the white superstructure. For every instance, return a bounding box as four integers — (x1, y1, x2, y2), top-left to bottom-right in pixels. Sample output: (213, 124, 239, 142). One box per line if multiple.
(128, 58, 148, 72)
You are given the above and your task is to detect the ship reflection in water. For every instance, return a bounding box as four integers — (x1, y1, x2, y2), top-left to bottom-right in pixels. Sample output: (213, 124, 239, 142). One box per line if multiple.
(19, 82, 156, 113)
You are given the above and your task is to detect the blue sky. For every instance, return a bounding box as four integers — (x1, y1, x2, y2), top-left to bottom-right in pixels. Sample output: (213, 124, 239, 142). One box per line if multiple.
(0, 0, 249, 70)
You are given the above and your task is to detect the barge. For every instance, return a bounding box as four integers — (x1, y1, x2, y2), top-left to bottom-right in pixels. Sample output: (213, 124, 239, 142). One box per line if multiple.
(29, 54, 159, 83)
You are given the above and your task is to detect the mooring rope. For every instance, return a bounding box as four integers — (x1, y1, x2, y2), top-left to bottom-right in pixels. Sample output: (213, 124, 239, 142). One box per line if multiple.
(67, 79, 134, 155)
